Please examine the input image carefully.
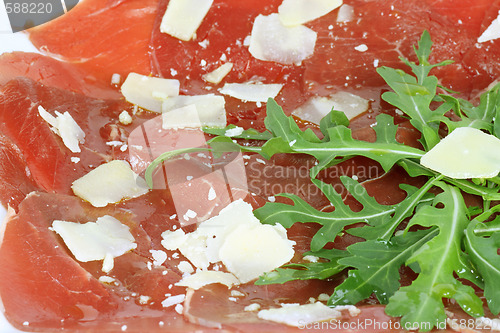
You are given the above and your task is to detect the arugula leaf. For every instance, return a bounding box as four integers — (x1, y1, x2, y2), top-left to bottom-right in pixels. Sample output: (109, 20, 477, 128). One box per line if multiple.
(254, 176, 396, 252)
(209, 100, 424, 178)
(330, 229, 438, 306)
(348, 177, 437, 241)
(319, 110, 350, 141)
(256, 249, 347, 285)
(398, 158, 500, 200)
(464, 219, 500, 315)
(377, 31, 452, 151)
(142, 31, 500, 329)
(256, 263, 344, 284)
(385, 183, 484, 330)
(438, 85, 500, 134)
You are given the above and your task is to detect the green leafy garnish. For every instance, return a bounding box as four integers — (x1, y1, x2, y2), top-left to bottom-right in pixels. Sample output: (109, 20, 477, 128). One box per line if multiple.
(385, 183, 484, 326)
(330, 229, 438, 306)
(376, 31, 453, 150)
(464, 219, 500, 315)
(208, 100, 424, 178)
(256, 249, 347, 285)
(144, 31, 500, 331)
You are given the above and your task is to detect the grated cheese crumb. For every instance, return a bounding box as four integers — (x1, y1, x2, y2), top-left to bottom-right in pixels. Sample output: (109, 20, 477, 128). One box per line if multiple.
(354, 44, 368, 52)
(244, 303, 261, 312)
(111, 73, 121, 85)
(119, 111, 133, 125)
(230, 290, 245, 297)
(150, 250, 168, 266)
(175, 304, 184, 315)
(178, 260, 195, 274)
(161, 294, 185, 308)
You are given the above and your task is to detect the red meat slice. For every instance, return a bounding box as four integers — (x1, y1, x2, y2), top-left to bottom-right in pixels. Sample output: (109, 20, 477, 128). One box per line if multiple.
(462, 0, 500, 95)
(0, 52, 121, 100)
(427, 0, 494, 37)
(305, 0, 479, 96)
(184, 284, 401, 332)
(28, 0, 159, 83)
(150, 0, 309, 130)
(0, 133, 40, 210)
(0, 190, 214, 332)
(0, 77, 152, 197)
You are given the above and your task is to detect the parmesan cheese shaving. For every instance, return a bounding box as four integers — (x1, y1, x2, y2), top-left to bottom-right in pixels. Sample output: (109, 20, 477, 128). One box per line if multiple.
(160, 0, 213, 41)
(71, 160, 149, 207)
(420, 127, 500, 179)
(161, 199, 295, 284)
(202, 63, 234, 84)
(291, 92, 369, 124)
(38, 106, 85, 153)
(219, 82, 283, 103)
(336, 4, 354, 22)
(161, 94, 226, 128)
(257, 302, 341, 327)
(52, 215, 136, 273)
(121, 73, 180, 112)
(478, 11, 500, 43)
(176, 271, 239, 290)
(248, 14, 317, 65)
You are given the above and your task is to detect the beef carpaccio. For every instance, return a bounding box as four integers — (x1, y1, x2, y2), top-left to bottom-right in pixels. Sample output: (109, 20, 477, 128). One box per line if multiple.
(1, 0, 500, 332)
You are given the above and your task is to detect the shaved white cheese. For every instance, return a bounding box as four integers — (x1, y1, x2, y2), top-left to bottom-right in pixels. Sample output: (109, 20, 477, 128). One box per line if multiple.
(162, 94, 225, 114)
(111, 73, 121, 85)
(161, 94, 226, 128)
(121, 73, 180, 112)
(249, 14, 317, 65)
(332, 305, 361, 317)
(219, 82, 283, 103)
(336, 4, 354, 22)
(303, 255, 319, 263)
(52, 216, 136, 272)
(292, 92, 369, 124)
(354, 44, 368, 52)
(230, 290, 245, 297)
(162, 229, 210, 269)
(176, 271, 239, 290)
(38, 106, 85, 153)
(195, 199, 263, 263)
(99, 276, 116, 284)
(161, 294, 185, 308)
(161, 199, 295, 283)
(420, 127, 500, 179)
(245, 303, 261, 312)
(119, 111, 133, 125)
(162, 104, 202, 129)
(278, 0, 342, 26)
(71, 160, 149, 207)
(257, 302, 341, 327)
(219, 222, 295, 283)
(178, 261, 194, 274)
(160, 0, 213, 41)
(150, 250, 168, 266)
(202, 63, 233, 84)
(478, 11, 500, 43)
(224, 126, 244, 137)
